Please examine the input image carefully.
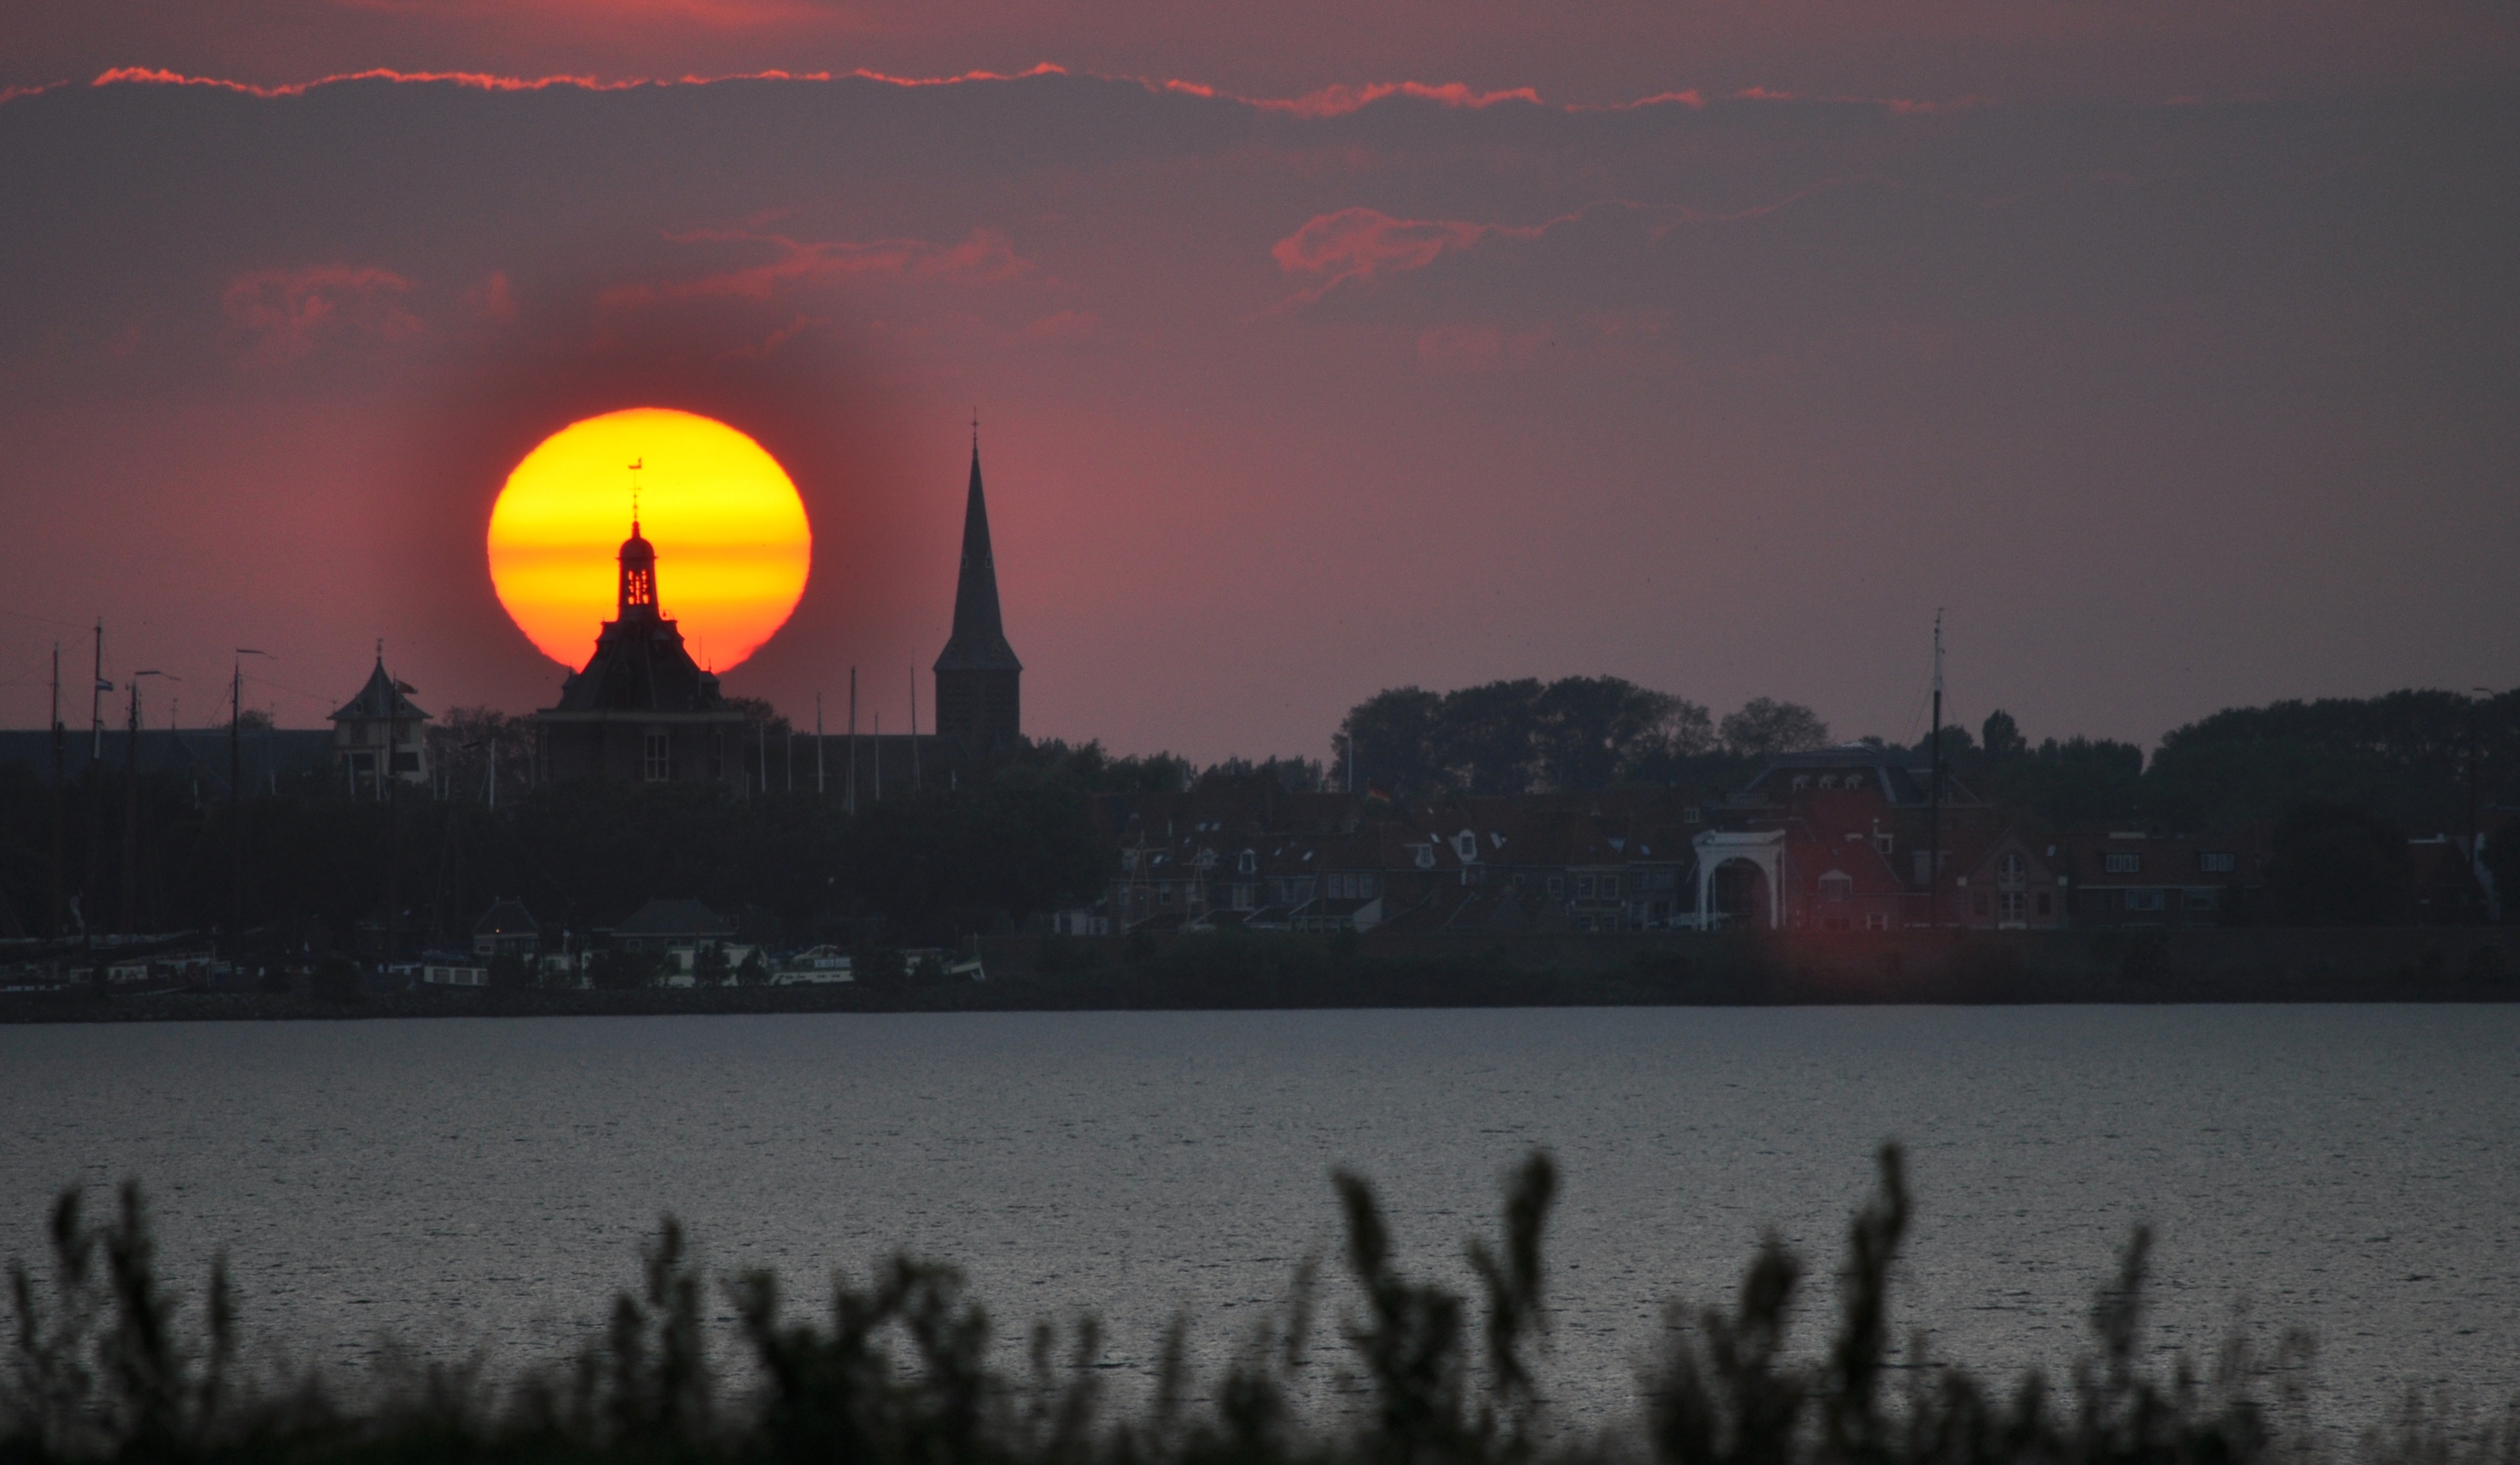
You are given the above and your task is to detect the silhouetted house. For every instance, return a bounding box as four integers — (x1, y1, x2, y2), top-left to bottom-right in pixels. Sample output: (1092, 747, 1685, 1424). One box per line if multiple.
(535, 515, 746, 788)
(471, 898, 540, 959)
(611, 898, 735, 955)
(1941, 829, 2067, 930)
(2409, 835, 2492, 925)
(931, 441, 1022, 757)
(2062, 828, 2269, 926)
(329, 655, 431, 798)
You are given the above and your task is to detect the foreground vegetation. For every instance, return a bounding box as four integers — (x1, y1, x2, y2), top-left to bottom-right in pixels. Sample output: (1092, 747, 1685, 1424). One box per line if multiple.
(6, 1151, 2514, 1465)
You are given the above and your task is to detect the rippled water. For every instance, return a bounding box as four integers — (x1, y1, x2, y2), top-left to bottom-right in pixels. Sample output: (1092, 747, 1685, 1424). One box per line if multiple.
(1, 1007, 2513, 1428)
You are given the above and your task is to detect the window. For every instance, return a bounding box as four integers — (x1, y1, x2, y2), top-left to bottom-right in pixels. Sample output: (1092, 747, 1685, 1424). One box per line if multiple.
(1411, 844, 1435, 869)
(1683, 807, 1702, 825)
(2185, 887, 2217, 911)
(644, 731, 671, 782)
(2199, 851, 2236, 873)
(1547, 876, 1564, 899)
(1792, 775, 1810, 791)
(1874, 830, 1895, 857)
(1454, 833, 1478, 862)
(1159, 885, 1175, 907)
(1603, 875, 1620, 898)
(1819, 871, 1854, 903)
(1239, 850, 1258, 875)
(1231, 883, 1256, 910)
(2124, 888, 2164, 912)
(1865, 912, 1889, 932)
(391, 751, 420, 773)
(1998, 852, 2027, 888)
(1999, 891, 2026, 923)
(1358, 873, 1377, 898)
(1577, 876, 1596, 900)
(2104, 851, 2141, 874)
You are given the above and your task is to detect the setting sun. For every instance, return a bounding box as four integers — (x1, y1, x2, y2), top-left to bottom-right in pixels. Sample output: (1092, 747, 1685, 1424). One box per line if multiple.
(487, 408, 812, 671)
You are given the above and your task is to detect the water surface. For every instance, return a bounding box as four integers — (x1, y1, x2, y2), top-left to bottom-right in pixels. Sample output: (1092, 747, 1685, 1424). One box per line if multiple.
(1, 1007, 2510, 1427)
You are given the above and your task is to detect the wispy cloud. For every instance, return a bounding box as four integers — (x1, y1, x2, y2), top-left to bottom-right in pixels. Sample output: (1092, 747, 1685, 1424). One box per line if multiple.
(221, 264, 422, 365)
(599, 229, 1035, 311)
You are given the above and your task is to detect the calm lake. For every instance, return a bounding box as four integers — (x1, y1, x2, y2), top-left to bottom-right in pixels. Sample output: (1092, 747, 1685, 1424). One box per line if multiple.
(1, 1007, 2512, 1429)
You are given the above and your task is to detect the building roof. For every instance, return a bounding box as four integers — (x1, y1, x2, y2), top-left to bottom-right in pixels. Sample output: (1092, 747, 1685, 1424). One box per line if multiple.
(613, 898, 735, 937)
(933, 444, 1023, 674)
(1740, 746, 1983, 808)
(329, 658, 428, 724)
(472, 898, 539, 937)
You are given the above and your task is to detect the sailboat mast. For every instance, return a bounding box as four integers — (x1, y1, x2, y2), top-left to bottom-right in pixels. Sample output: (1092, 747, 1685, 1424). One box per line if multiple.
(1928, 612, 1944, 931)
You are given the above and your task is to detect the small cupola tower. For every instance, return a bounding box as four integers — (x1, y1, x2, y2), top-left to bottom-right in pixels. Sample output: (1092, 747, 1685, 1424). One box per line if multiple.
(618, 518, 658, 615)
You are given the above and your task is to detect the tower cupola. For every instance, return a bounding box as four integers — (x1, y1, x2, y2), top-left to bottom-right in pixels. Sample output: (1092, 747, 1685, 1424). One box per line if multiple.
(618, 518, 658, 615)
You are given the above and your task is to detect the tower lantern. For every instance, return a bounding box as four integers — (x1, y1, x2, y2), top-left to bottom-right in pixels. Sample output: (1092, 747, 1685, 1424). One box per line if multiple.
(618, 519, 658, 613)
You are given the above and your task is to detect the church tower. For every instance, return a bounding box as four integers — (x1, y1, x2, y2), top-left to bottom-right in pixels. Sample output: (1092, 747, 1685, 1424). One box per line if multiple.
(932, 438, 1022, 753)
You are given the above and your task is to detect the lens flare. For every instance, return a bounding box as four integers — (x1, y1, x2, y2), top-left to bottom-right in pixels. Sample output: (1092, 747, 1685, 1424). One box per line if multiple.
(488, 408, 812, 671)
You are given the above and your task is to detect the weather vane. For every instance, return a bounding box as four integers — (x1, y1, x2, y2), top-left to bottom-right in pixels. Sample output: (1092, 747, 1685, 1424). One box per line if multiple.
(629, 457, 644, 526)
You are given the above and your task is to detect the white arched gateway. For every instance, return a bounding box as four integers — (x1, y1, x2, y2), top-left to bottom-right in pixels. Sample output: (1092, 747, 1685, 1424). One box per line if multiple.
(1692, 828, 1787, 931)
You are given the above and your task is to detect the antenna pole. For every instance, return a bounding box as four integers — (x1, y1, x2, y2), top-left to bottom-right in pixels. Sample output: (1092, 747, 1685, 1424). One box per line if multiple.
(816, 692, 826, 796)
(846, 668, 858, 815)
(1928, 611, 1944, 932)
(872, 712, 881, 803)
(910, 669, 921, 791)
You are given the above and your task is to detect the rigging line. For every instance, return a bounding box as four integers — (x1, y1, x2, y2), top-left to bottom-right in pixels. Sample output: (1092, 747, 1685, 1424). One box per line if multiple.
(237, 671, 339, 706)
(0, 653, 62, 688)
(0, 606, 94, 632)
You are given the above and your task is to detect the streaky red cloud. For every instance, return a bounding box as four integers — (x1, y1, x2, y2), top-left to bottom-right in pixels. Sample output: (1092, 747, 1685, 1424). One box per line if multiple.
(43, 62, 1973, 122)
(221, 264, 422, 365)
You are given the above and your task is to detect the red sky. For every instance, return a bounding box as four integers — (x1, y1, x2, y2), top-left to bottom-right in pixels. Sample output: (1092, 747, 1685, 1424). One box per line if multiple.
(1, 3, 2516, 763)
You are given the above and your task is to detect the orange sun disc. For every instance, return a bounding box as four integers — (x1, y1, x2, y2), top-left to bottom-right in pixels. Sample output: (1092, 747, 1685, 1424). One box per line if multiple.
(488, 408, 812, 671)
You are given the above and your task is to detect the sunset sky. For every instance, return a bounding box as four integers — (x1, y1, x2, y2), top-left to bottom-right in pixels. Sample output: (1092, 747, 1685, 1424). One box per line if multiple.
(1, 1, 2514, 763)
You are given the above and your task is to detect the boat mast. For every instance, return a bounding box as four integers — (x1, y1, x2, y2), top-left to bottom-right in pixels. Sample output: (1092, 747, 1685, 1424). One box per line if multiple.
(1928, 611, 1943, 931)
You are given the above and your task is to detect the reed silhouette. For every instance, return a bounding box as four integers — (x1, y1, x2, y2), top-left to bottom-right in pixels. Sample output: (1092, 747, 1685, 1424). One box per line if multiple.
(4, 1152, 2512, 1465)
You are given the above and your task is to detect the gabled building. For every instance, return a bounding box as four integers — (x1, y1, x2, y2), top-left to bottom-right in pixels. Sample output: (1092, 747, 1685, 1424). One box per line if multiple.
(329, 654, 431, 798)
(535, 515, 747, 788)
(471, 898, 540, 959)
(610, 898, 736, 955)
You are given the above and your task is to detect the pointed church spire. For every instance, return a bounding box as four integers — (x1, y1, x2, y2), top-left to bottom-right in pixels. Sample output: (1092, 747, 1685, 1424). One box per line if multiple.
(934, 439, 1021, 674)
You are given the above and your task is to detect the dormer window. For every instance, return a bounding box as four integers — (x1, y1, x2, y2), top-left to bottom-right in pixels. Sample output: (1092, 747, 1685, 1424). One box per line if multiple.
(1819, 871, 1854, 903)
(1453, 832, 1477, 862)
(1410, 844, 1435, 869)
(1238, 849, 1257, 875)
(1792, 775, 1810, 791)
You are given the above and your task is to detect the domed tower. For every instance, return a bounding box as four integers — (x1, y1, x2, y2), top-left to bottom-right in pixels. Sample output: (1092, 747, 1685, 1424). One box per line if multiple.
(617, 517, 658, 614)
(932, 438, 1023, 754)
(535, 512, 748, 789)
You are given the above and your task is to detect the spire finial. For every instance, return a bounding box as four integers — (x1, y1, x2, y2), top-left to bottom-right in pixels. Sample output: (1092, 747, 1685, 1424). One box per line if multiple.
(971, 408, 978, 455)
(375, 636, 383, 659)
(629, 457, 644, 533)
